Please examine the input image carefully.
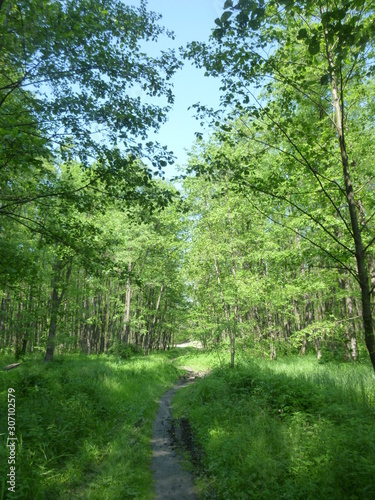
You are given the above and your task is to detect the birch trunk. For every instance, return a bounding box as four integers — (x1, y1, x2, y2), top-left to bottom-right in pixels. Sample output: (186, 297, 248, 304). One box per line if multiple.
(147, 281, 164, 353)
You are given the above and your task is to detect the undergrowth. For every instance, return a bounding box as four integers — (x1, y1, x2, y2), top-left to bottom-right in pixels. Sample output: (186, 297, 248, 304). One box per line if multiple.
(0, 351, 181, 499)
(173, 355, 375, 499)
(3, 348, 373, 499)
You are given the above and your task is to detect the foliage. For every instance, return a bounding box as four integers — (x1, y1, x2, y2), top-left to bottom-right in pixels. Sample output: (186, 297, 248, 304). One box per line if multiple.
(0, 0, 180, 168)
(182, 168, 364, 366)
(0, 0, 180, 332)
(1, 0, 375, 495)
(184, 0, 375, 369)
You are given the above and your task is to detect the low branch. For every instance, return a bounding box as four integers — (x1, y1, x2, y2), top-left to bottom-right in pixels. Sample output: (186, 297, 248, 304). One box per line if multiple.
(237, 177, 355, 256)
(4, 363, 21, 371)
(242, 191, 358, 281)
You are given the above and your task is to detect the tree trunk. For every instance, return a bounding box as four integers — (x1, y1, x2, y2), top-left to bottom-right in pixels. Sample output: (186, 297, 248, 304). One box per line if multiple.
(44, 257, 72, 362)
(122, 261, 132, 344)
(324, 39, 375, 370)
(148, 281, 164, 352)
(228, 206, 238, 367)
(207, 212, 235, 368)
(44, 271, 60, 362)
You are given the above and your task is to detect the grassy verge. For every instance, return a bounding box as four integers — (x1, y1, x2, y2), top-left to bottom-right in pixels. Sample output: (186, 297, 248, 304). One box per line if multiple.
(172, 348, 220, 372)
(0, 351, 182, 499)
(173, 355, 375, 499)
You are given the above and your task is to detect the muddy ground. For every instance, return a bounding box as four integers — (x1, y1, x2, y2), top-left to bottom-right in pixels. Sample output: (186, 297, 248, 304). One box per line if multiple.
(151, 368, 206, 499)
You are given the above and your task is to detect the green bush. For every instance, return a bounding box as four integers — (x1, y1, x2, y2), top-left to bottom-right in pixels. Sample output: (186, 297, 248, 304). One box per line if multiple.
(108, 342, 139, 359)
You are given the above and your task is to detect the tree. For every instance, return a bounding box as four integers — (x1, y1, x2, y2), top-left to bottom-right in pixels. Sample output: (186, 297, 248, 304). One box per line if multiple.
(0, 0, 180, 244)
(184, 128, 365, 362)
(0, 0, 184, 360)
(185, 0, 375, 370)
(0, 0, 179, 161)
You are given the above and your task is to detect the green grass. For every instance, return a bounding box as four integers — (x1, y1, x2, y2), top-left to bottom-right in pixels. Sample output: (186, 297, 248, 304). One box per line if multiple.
(3, 348, 373, 499)
(173, 355, 375, 499)
(172, 348, 220, 372)
(0, 351, 183, 499)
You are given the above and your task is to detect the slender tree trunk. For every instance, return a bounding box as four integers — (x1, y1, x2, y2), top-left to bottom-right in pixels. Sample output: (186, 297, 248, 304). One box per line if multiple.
(228, 206, 238, 368)
(122, 261, 132, 344)
(148, 281, 164, 352)
(207, 214, 235, 368)
(44, 278, 59, 362)
(44, 257, 72, 362)
(345, 280, 358, 360)
(268, 312, 277, 360)
(212, 253, 235, 367)
(324, 34, 375, 370)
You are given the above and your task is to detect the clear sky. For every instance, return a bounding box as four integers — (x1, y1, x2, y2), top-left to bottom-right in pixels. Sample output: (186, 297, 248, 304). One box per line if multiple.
(143, 0, 224, 178)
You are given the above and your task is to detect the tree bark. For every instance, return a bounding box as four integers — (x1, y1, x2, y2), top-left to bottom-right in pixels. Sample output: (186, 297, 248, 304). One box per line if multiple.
(324, 39, 375, 370)
(228, 206, 238, 368)
(122, 261, 132, 344)
(147, 281, 164, 353)
(207, 213, 235, 368)
(44, 277, 59, 362)
(44, 257, 72, 362)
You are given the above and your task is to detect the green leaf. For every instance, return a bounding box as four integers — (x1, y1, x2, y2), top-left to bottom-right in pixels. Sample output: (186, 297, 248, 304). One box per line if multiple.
(221, 11, 232, 24)
(320, 74, 330, 85)
(297, 28, 308, 40)
(308, 35, 321, 55)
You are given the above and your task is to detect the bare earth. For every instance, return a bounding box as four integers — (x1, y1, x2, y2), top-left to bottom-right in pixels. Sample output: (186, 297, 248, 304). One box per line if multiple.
(151, 369, 201, 499)
(175, 341, 203, 349)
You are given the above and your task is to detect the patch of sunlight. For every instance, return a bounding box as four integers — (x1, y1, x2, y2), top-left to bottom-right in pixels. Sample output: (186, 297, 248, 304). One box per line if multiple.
(102, 377, 123, 391)
(82, 440, 104, 463)
(209, 427, 227, 438)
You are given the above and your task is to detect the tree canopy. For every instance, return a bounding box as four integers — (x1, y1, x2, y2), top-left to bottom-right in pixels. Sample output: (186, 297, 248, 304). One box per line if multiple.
(1, 0, 375, 371)
(184, 0, 375, 369)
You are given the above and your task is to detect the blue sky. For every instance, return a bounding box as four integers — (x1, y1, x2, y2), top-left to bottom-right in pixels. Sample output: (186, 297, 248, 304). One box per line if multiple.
(143, 0, 224, 178)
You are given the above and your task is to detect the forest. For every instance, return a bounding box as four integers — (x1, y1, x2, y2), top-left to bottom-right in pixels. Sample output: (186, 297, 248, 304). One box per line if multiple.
(1, 0, 375, 498)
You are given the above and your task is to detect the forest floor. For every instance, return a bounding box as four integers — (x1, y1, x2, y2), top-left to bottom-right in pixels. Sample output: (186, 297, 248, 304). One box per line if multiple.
(173, 353, 375, 499)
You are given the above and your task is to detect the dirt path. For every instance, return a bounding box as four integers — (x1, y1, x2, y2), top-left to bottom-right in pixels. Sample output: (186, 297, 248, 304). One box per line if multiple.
(151, 368, 204, 499)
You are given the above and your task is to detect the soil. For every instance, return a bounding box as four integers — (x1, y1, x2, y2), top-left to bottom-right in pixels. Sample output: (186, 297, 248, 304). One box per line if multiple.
(151, 368, 206, 499)
(169, 417, 204, 471)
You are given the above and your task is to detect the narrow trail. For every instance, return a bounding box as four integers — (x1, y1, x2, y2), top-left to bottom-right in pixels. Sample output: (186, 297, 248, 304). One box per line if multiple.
(151, 367, 205, 500)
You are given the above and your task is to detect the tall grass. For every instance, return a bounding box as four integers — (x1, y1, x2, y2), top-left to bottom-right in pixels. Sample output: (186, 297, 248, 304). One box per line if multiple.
(173, 355, 375, 499)
(0, 352, 180, 499)
(3, 348, 373, 499)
